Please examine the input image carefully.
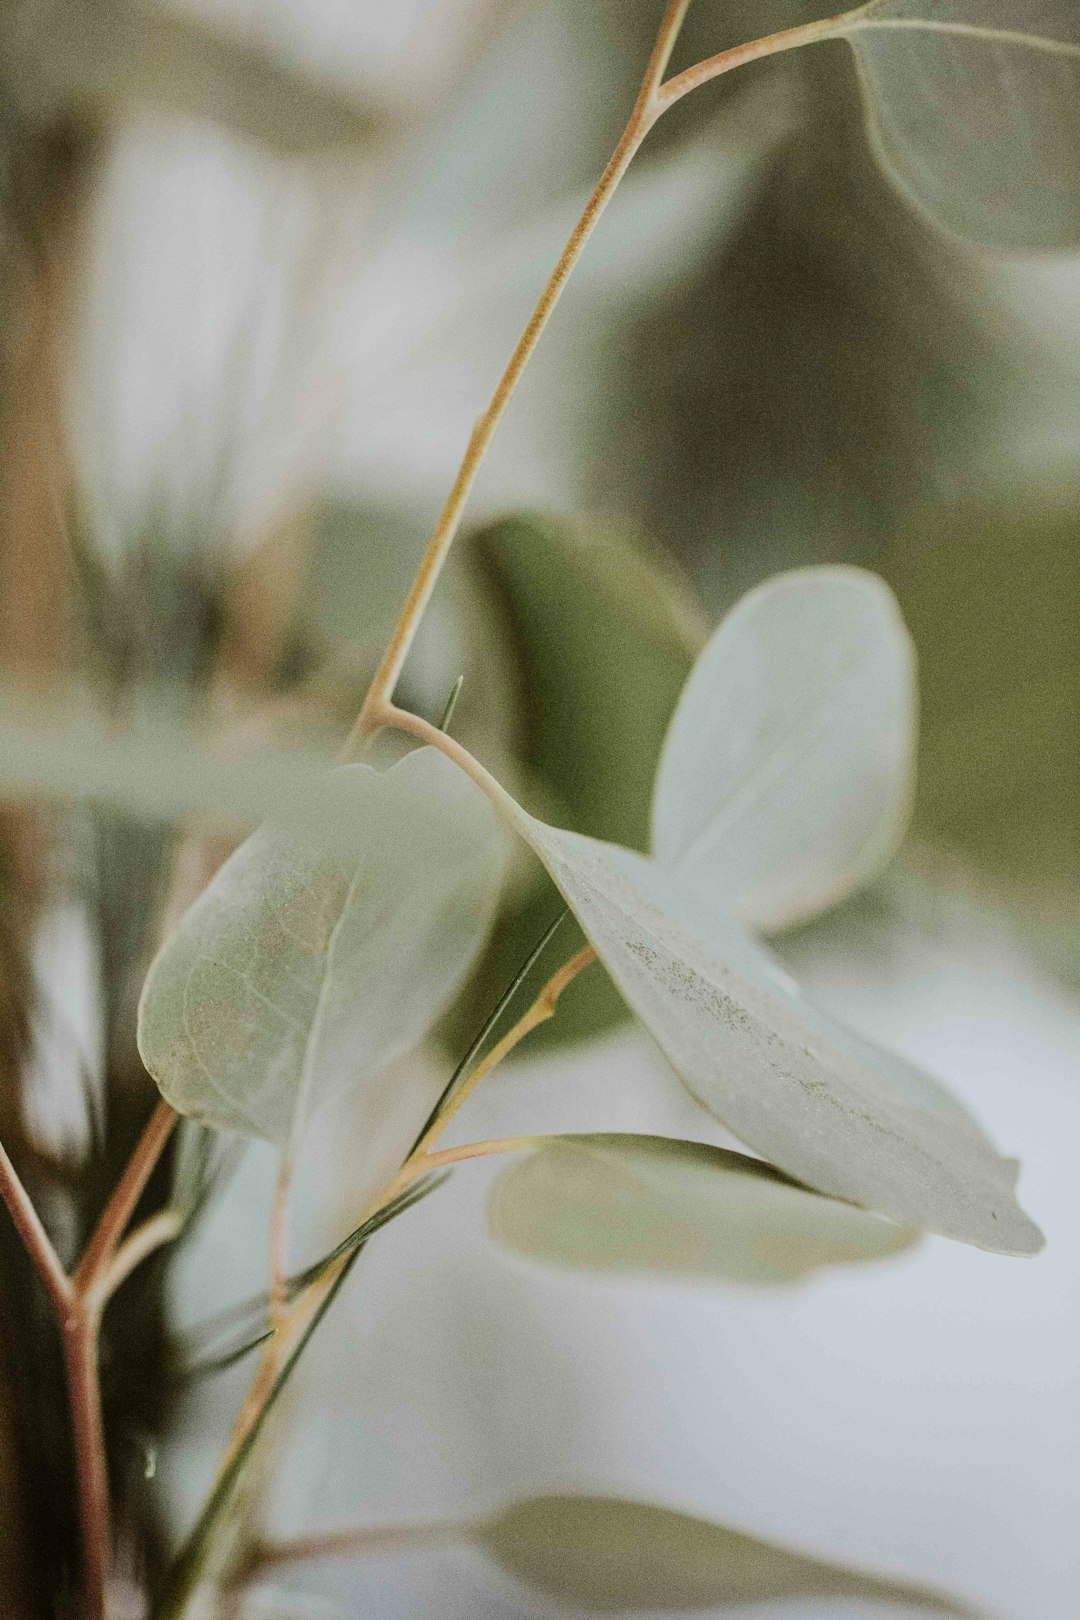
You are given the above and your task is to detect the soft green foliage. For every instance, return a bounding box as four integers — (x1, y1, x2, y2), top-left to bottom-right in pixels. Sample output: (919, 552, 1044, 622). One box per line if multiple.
(473, 1494, 969, 1613)
(9, 0, 376, 151)
(487, 1133, 918, 1284)
(0, 688, 349, 846)
(842, 0, 1080, 247)
(653, 567, 915, 934)
(491, 568, 1041, 1252)
(137, 748, 508, 1146)
(466, 514, 703, 1047)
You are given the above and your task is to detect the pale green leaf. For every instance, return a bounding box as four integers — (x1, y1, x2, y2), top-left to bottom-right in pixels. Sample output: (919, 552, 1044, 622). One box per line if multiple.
(0, 685, 339, 839)
(841, 0, 1080, 248)
(501, 810, 1041, 1254)
(487, 1133, 918, 1284)
(16, 0, 376, 152)
(137, 748, 508, 1147)
(653, 567, 915, 934)
(473, 1494, 970, 1612)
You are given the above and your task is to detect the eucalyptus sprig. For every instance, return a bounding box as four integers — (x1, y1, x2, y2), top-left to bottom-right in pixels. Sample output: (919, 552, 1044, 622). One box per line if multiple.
(1, 0, 1074, 1614)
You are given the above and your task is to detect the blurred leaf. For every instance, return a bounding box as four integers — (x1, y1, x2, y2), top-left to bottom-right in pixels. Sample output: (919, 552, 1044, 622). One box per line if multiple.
(10, 0, 377, 152)
(137, 748, 508, 1146)
(0, 685, 331, 835)
(487, 1133, 918, 1284)
(841, 0, 1080, 247)
(473, 1493, 969, 1612)
(466, 513, 704, 1047)
(478, 514, 705, 847)
(653, 566, 915, 934)
(883, 498, 1080, 906)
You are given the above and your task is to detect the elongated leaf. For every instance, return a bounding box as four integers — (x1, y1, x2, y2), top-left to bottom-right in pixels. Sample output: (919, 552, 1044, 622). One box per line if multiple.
(137, 748, 507, 1146)
(488, 1133, 918, 1284)
(841, 0, 1080, 247)
(474, 1494, 969, 1612)
(653, 567, 915, 934)
(0, 685, 364, 847)
(15, 0, 376, 152)
(502, 812, 1040, 1253)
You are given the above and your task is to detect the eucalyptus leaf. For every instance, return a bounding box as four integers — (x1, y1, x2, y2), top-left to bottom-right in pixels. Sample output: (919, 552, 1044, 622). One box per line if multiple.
(473, 1493, 969, 1613)
(841, 0, 1080, 248)
(653, 567, 915, 934)
(505, 816, 1040, 1252)
(487, 1133, 918, 1284)
(473, 567, 1038, 1250)
(0, 686, 344, 843)
(137, 748, 508, 1147)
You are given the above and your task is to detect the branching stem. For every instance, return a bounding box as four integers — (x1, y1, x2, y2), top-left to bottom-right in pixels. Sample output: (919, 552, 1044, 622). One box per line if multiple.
(72, 1098, 178, 1294)
(195, 1, 860, 1608)
(345, 2, 848, 754)
(0, 1133, 71, 1317)
(344, 0, 694, 751)
(0, 1099, 182, 1619)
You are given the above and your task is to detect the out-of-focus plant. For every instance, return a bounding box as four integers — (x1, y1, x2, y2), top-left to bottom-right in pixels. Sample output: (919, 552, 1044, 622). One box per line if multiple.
(0, 1, 1076, 1616)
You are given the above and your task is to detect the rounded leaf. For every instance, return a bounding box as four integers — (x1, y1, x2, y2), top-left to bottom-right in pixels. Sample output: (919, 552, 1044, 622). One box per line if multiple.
(843, 1, 1080, 249)
(652, 567, 916, 934)
(474, 1493, 970, 1613)
(137, 748, 508, 1146)
(488, 1133, 918, 1285)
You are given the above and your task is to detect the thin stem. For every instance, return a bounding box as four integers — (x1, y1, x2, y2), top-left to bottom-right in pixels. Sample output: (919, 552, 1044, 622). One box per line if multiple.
(268, 1156, 293, 1332)
(378, 703, 518, 812)
(656, 12, 849, 108)
(344, 0, 695, 751)
(91, 1207, 185, 1312)
(0, 1133, 71, 1316)
(422, 1136, 535, 1172)
(419, 945, 597, 1155)
(61, 1308, 110, 1620)
(72, 1098, 178, 1293)
(208, 939, 594, 1521)
(239, 1519, 463, 1578)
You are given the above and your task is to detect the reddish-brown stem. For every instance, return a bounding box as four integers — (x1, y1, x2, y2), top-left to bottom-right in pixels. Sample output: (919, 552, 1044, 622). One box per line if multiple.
(2, 1100, 183, 1619)
(0, 1133, 71, 1316)
(61, 1307, 109, 1620)
(72, 1098, 178, 1293)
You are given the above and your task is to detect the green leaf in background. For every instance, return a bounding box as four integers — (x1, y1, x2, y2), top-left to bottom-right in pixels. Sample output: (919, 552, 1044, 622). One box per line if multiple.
(840, 0, 1080, 248)
(468, 513, 705, 1047)
(473, 1494, 970, 1613)
(653, 566, 915, 934)
(487, 1133, 918, 1284)
(10, 0, 377, 152)
(881, 498, 1080, 971)
(137, 748, 508, 1147)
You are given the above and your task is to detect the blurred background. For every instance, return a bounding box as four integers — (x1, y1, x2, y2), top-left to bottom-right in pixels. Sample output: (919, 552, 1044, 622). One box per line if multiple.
(1, 1, 1078, 1616)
